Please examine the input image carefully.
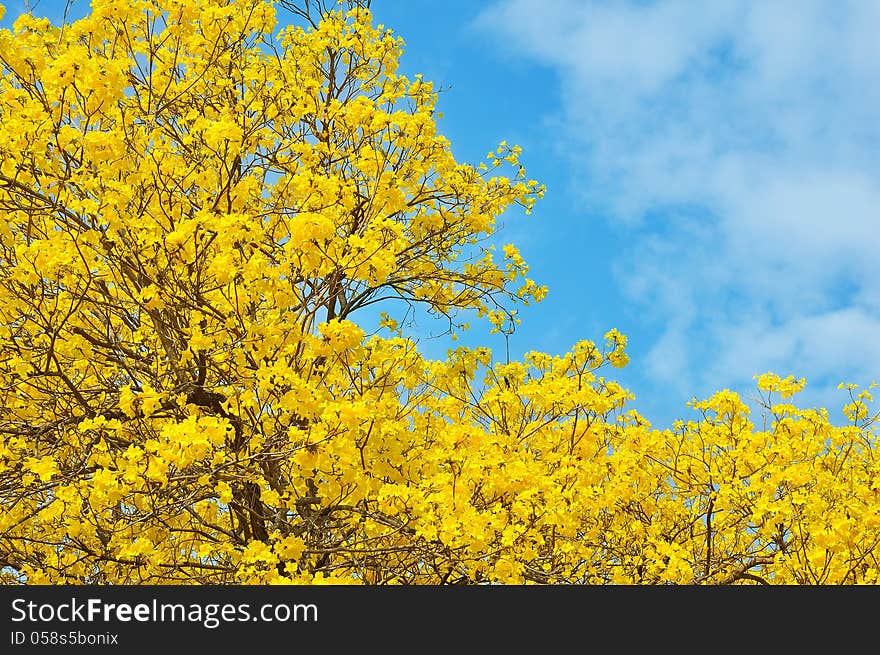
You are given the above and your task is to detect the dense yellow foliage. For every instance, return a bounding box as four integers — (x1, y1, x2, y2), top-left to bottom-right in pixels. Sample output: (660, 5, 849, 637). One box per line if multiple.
(1, 0, 878, 585)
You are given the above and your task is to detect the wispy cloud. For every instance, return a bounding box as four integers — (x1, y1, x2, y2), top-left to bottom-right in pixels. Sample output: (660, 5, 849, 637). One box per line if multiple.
(475, 0, 880, 417)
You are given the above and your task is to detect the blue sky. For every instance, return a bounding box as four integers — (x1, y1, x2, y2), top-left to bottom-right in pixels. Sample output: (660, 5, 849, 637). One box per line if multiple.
(4, 0, 879, 428)
(373, 0, 880, 427)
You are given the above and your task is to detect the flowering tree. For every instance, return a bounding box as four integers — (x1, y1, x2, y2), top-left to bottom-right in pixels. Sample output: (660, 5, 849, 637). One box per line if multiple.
(1, 0, 878, 584)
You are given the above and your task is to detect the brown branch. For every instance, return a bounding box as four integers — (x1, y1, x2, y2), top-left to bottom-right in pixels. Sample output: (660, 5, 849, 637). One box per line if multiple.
(718, 556, 775, 585)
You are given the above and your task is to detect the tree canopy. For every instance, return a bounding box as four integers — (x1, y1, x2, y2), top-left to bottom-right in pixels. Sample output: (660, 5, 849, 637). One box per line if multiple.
(1, 0, 878, 585)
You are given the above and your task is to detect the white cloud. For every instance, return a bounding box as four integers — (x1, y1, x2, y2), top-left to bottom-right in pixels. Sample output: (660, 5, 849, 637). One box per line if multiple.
(476, 0, 880, 418)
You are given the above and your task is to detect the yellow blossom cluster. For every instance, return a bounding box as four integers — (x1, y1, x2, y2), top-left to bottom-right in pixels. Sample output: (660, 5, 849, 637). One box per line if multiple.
(0, 0, 877, 585)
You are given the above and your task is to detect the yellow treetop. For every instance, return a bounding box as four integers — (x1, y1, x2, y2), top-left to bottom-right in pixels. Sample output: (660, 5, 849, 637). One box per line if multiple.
(0, 0, 877, 585)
